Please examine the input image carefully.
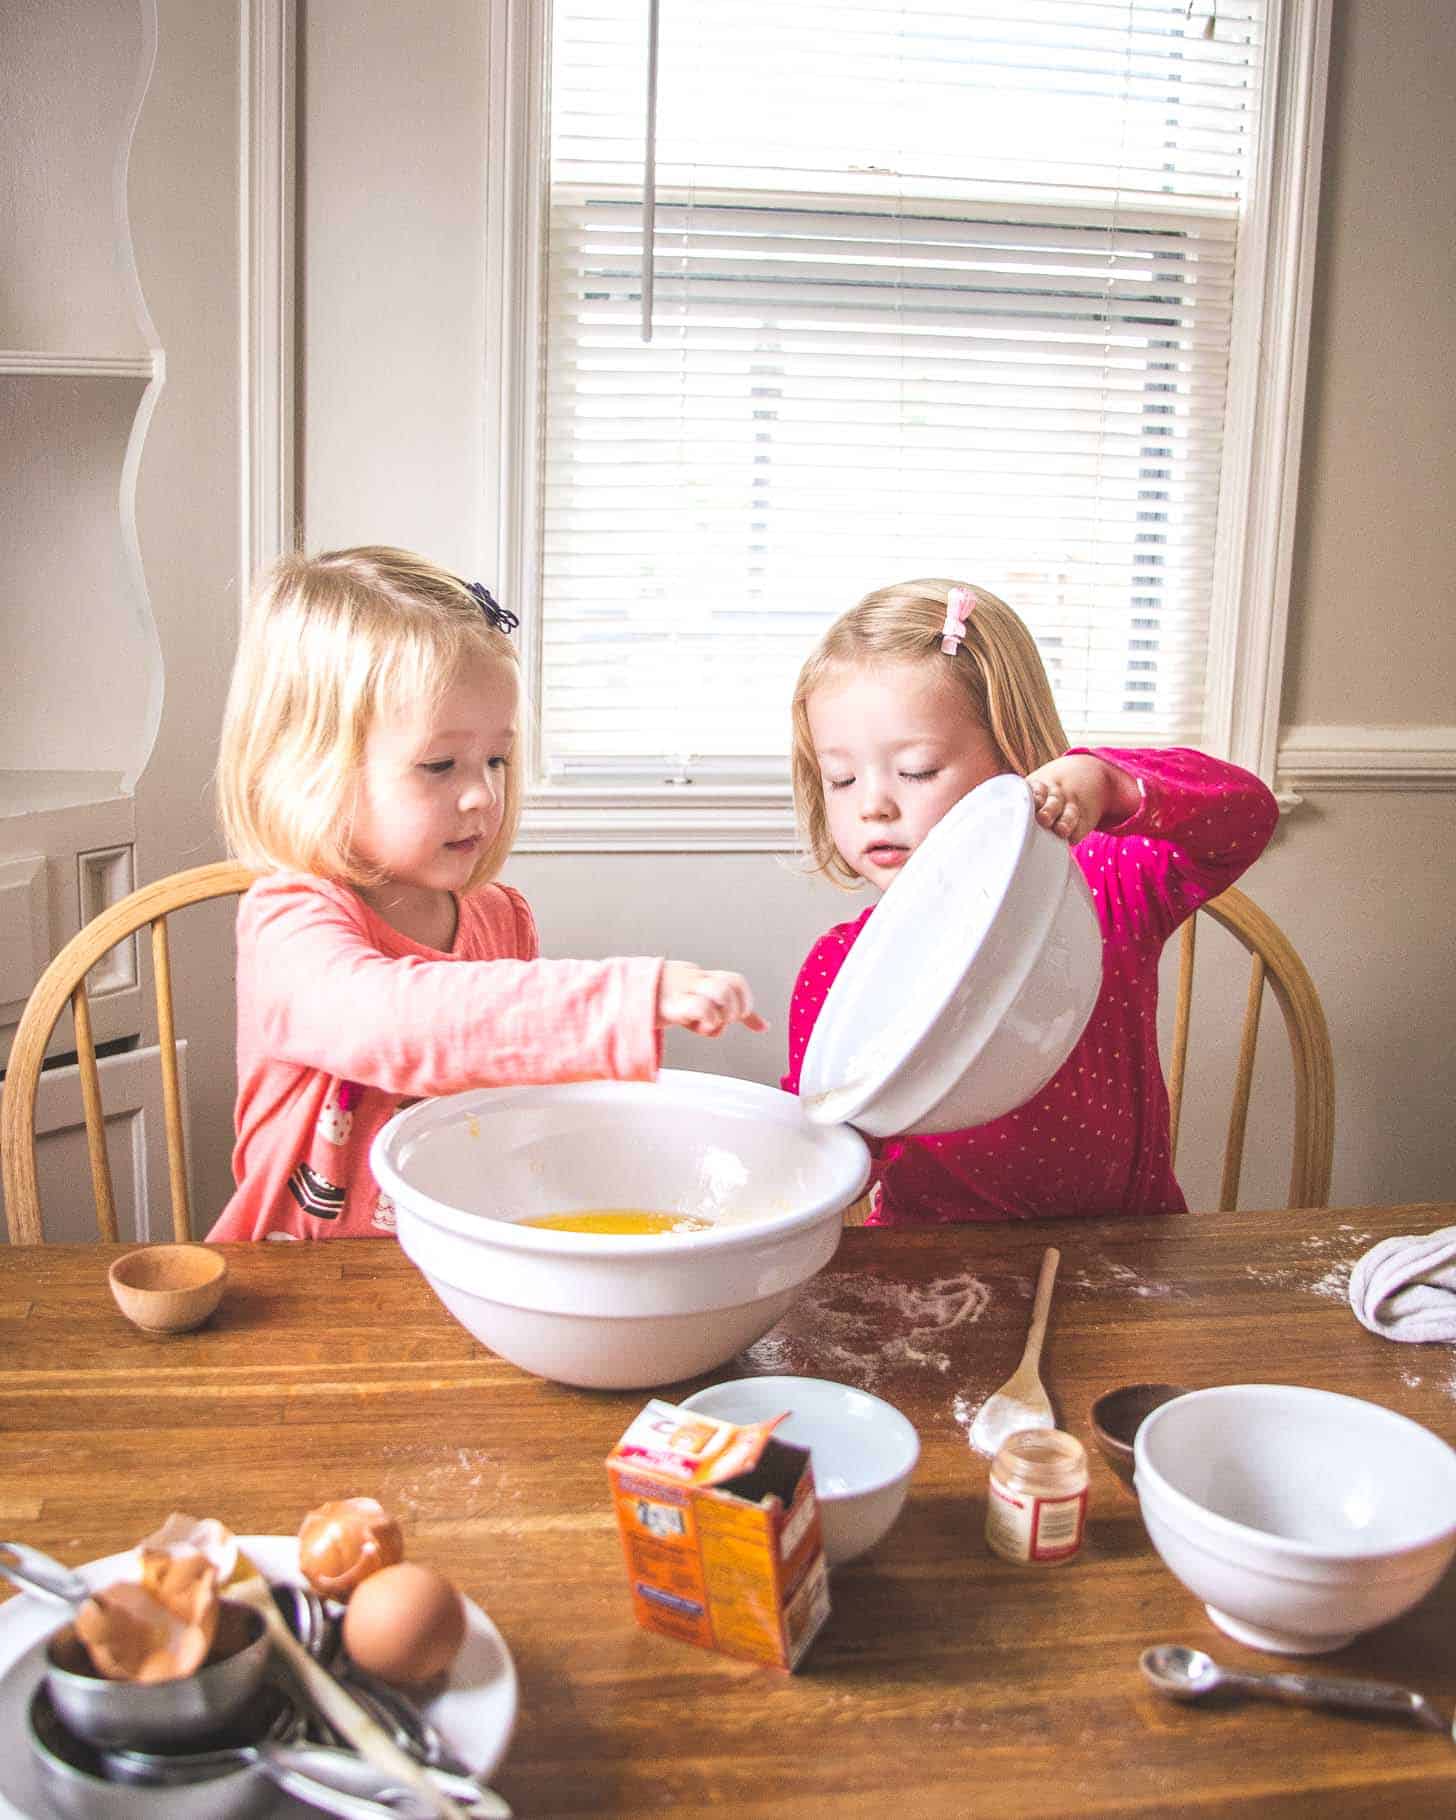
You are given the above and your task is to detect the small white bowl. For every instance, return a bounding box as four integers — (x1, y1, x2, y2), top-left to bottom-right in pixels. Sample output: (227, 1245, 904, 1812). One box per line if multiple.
(1134, 1384, 1456, 1655)
(371, 1072, 870, 1390)
(678, 1376, 919, 1565)
(798, 774, 1101, 1136)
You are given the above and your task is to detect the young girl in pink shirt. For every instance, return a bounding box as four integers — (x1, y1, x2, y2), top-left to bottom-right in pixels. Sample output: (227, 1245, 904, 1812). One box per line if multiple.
(782, 577, 1279, 1224)
(209, 545, 766, 1241)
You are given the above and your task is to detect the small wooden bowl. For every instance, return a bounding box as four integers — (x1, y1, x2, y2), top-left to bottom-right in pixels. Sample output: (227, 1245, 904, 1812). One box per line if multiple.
(1089, 1382, 1187, 1493)
(108, 1244, 228, 1334)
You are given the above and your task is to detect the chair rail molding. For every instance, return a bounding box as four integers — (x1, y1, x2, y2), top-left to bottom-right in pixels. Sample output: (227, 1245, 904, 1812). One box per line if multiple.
(1278, 725, 1456, 793)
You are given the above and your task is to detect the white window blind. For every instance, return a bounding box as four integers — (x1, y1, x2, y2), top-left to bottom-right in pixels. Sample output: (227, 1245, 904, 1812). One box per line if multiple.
(541, 0, 1266, 785)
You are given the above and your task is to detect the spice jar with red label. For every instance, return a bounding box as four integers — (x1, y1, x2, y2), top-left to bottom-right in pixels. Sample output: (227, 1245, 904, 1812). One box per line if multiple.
(985, 1428, 1088, 1565)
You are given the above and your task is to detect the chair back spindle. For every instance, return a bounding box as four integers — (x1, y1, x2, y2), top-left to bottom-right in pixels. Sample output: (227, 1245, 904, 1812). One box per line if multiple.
(1167, 915, 1197, 1161)
(1175, 887, 1333, 1212)
(71, 979, 118, 1242)
(152, 917, 193, 1240)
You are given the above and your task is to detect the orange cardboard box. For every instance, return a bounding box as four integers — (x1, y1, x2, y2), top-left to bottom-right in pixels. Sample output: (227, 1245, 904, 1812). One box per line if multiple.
(607, 1398, 831, 1671)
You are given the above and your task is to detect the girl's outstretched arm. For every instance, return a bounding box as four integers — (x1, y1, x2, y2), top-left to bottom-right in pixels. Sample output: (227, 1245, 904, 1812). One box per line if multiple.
(239, 874, 663, 1097)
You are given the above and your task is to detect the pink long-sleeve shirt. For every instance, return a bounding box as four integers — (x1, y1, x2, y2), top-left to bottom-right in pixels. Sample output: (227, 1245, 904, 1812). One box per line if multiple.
(208, 873, 663, 1241)
(782, 748, 1279, 1224)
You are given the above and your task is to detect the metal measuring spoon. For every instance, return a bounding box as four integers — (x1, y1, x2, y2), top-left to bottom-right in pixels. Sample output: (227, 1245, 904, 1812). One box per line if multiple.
(4, 1540, 271, 1748)
(1140, 1643, 1448, 1733)
(67, 1677, 306, 1784)
(272, 1584, 423, 1759)
(259, 1741, 509, 1818)
(99, 1732, 507, 1816)
(278, 1582, 478, 1779)
(0, 1540, 92, 1607)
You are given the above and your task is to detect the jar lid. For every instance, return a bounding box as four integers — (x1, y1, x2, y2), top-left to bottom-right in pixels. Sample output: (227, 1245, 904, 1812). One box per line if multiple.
(993, 1428, 1087, 1473)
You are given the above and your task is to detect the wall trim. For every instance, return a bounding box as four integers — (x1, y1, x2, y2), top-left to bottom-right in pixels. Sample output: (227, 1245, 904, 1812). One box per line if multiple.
(516, 727, 1456, 853)
(240, 0, 296, 598)
(1278, 725, 1456, 793)
(484, 0, 549, 779)
(1203, 0, 1333, 781)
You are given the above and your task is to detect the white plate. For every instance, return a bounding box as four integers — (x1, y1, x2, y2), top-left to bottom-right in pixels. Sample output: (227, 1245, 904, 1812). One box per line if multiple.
(799, 773, 1102, 1136)
(0, 1535, 517, 1819)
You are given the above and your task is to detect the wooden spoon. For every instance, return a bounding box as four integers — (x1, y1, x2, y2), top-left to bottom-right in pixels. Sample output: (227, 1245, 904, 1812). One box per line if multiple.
(969, 1247, 1060, 1457)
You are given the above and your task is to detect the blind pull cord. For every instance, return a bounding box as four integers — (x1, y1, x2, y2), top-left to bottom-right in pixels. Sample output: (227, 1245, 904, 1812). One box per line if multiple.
(642, 0, 660, 342)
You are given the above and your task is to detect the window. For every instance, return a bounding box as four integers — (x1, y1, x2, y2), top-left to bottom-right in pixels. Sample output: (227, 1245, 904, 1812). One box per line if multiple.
(487, 0, 1330, 845)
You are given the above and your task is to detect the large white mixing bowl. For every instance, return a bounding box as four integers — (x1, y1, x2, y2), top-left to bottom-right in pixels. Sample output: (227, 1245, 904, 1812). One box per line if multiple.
(799, 773, 1102, 1136)
(370, 1071, 871, 1390)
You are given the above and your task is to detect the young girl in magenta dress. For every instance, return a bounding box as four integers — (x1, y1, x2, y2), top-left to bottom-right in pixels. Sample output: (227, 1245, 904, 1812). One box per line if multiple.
(209, 546, 765, 1241)
(783, 578, 1278, 1224)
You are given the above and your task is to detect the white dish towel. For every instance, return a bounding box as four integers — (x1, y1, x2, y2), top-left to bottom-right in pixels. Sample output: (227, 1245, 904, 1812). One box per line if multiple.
(1348, 1226, 1456, 1343)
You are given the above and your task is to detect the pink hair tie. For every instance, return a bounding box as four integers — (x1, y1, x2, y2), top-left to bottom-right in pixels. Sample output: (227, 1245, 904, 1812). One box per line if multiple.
(940, 585, 974, 656)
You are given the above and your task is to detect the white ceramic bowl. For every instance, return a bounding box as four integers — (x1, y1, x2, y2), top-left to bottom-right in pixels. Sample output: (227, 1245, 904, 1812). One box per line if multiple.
(371, 1072, 870, 1391)
(798, 774, 1101, 1136)
(1134, 1384, 1456, 1655)
(678, 1376, 919, 1565)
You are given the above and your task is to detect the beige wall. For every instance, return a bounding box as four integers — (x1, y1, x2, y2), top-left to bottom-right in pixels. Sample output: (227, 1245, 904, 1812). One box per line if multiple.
(130, 0, 244, 1221)
(1285, 0, 1456, 728)
(299, 0, 490, 574)
(119, 3, 1448, 1223)
(0, 0, 242, 1240)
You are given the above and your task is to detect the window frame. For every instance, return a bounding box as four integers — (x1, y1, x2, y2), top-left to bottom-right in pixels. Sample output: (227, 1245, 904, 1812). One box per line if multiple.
(487, 0, 1333, 854)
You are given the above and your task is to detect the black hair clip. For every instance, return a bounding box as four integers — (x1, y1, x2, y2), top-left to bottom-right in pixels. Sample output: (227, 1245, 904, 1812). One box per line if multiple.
(465, 580, 519, 635)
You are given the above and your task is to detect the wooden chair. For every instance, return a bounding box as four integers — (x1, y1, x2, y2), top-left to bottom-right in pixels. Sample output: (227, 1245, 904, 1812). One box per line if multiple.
(1169, 884, 1334, 1211)
(2, 861, 256, 1244)
(841, 884, 1334, 1225)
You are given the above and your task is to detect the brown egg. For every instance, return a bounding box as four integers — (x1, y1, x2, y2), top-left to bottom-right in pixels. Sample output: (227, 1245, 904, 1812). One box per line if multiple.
(341, 1561, 466, 1686)
(298, 1497, 404, 1598)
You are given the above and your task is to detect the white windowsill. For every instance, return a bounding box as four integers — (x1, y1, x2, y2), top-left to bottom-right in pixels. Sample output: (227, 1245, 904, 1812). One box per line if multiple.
(516, 724, 1456, 852)
(517, 785, 799, 853)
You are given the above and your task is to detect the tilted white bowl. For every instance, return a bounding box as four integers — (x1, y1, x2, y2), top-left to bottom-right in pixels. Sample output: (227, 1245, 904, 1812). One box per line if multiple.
(678, 1376, 920, 1566)
(1134, 1384, 1456, 1655)
(798, 773, 1102, 1137)
(370, 1072, 870, 1390)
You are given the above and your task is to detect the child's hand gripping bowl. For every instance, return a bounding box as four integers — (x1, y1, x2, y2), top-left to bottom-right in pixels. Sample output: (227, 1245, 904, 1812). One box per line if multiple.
(1026, 752, 1141, 846)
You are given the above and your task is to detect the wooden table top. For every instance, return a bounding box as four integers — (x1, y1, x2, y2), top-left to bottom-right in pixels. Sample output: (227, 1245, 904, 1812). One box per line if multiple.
(4, 1204, 1456, 1817)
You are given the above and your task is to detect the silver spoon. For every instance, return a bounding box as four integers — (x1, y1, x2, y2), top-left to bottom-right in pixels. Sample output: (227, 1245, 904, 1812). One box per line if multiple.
(0, 1540, 92, 1607)
(276, 1582, 476, 1779)
(261, 1742, 509, 1818)
(1140, 1643, 1447, 1733)
(100, 1733, 508, 1817)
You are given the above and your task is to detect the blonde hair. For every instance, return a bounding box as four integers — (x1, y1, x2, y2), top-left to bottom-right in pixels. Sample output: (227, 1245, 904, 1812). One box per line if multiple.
(218, 545, 523, 892)
(790, 577, 1069, 888)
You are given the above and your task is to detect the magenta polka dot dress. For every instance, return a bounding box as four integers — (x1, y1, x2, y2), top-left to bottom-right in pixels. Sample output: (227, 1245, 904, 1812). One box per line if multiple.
(782, 747, 1279, 1225)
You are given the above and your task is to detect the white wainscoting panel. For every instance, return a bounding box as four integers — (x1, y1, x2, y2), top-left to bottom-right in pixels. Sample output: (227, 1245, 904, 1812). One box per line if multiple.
(1, 1041, 190, 1245)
